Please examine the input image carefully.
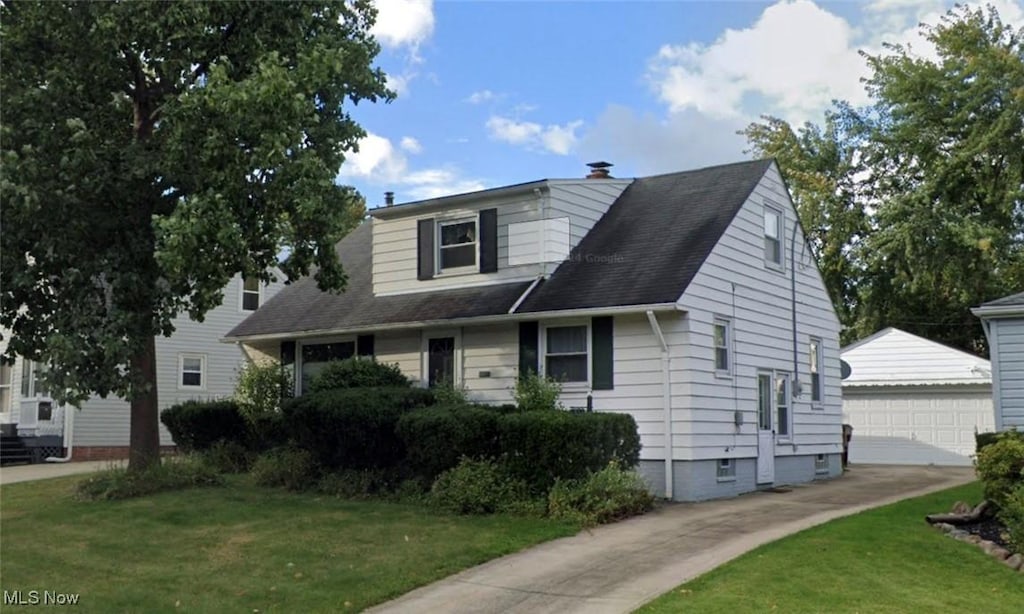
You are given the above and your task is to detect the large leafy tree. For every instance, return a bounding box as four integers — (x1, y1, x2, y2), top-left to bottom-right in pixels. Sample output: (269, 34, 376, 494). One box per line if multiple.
(743, 4, 1023, 353)
(0, 1, 391, 469)
(742, 105, 870, 343)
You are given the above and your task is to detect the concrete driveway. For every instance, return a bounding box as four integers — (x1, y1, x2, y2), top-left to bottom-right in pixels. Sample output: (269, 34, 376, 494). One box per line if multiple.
(369, 465, 975, 614)
(0, 460, 121, 485)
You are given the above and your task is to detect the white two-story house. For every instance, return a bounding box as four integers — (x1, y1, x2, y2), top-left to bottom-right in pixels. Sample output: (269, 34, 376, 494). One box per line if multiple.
(225, 159, 843, 501)
(0, 274, 283, 463)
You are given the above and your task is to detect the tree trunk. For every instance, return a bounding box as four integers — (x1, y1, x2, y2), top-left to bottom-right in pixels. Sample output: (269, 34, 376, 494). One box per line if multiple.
(128, 326, 160, 472)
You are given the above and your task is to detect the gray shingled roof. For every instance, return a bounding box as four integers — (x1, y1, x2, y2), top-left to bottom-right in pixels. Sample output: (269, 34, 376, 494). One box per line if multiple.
(981, 291, 1024, 307)
(517, 159, 773, 312)
(227, 158, 773, 339)
(226, 223, 534, 338)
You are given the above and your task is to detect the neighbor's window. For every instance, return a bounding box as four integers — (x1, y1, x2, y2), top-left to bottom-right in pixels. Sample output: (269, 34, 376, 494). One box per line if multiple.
(180, 354, 206, 389)
(21, 361, 48, 398)
(764, 205, 782, 265)
(438, 218, 477, 271)
(809, 337, 823, 404)
(713, 318, 731, 374)
(0, 363, 12, 414)
(776, 373, 790, 437)
(545, 325, 588, 383)
(242, 277, 261, 311)
(815, 454, 829, 474)
(717, 458, 736, 480)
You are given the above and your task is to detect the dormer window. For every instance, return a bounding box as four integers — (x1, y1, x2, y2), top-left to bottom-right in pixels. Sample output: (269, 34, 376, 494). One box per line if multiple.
(438, 219, 477, 271)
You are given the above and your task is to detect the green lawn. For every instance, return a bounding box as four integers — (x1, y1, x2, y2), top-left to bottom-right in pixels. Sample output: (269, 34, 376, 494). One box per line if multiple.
(639, 482, 1024, 614)
(0, 475, 578, 612)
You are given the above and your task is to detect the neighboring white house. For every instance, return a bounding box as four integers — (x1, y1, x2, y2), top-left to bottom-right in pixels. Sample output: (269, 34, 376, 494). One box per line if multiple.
(974, 291, 1024, 430)
(840, 327, 994, 466)
(225, 159, 845, 502)
(0, 274, 283, 462)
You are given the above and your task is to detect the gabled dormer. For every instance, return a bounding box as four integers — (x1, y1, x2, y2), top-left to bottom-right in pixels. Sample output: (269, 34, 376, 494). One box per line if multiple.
(369, 163, 633, 296)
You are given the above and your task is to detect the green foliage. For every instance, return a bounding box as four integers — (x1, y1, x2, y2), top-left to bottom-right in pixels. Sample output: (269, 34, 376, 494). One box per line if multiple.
(499, 411, 642, 493)
(160, 400, 247, 453)
(76, 457, 223, 500)
(430, 458, 528, 515)
(317, 468, 405, 500)
(513, 372, 563, 412)
(975, 430, 1011, 454)
(0, 1, 391, 468)
(235, 361, 293, 422)
(742, 5, 1023, 352)
(974, 432, 1024, 509)
(308, 358, 410, 392)
(250, 447, 319, 491)
(432, 382, 470, 406)
(198, 440, 253, 474)
(245, 411, 289, 453)
(547, 461, 655, 526)
(1000, 482, 1024, 554)
(396, 405, 502, 481)
(282, 387, 435, 470)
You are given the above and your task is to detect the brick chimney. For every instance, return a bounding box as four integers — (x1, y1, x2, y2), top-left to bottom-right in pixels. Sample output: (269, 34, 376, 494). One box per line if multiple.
(384, 191, 395, 206)
(586, 161, 613, 179)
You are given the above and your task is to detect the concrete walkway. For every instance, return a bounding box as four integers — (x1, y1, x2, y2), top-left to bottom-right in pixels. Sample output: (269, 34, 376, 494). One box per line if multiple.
(0, 460, 122, 485)
(369, 465, 975, 614)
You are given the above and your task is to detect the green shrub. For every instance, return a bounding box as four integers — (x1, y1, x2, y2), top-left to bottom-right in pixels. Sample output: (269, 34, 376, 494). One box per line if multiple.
(975, 432, 1024, 509)
(547, 461, 655, 526)
(397, 404, 501, 481)
(251, 447, 319, 491)
(76, 457, 223, 501)
(308, 358, 409, 392)
(199, 440, 253, 474)
(160, 399, 247, 452)
(235, 361, 292, 422)
(317, 468, 397, 499)
(498, 410, 642, 492)
(513, 372, 563, 412)
(976, 431, 1001, 453)
(432, 382, 470, 406)
(246, 411, 289, 452)
(283, 387, 435, 470)
(1001, 482, 1024, 554)
(430, 457, 528, 515)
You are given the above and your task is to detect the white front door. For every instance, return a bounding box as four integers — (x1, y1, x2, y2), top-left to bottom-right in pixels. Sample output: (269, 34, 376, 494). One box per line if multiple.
(757, 372, 775, 484)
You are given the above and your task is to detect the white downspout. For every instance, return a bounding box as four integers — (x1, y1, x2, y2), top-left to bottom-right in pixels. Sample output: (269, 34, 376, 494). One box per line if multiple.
(646, 310, 673, 500)
(45, 404, 76, 463)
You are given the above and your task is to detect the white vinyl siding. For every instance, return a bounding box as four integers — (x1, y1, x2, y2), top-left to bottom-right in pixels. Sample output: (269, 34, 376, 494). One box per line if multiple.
(0, 362, 12, 416)
(675, 162, 843, 462)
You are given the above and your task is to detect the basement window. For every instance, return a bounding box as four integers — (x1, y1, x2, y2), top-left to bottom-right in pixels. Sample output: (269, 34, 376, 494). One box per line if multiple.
(815, 454, 829, 474)
(717, 458, 736, 481)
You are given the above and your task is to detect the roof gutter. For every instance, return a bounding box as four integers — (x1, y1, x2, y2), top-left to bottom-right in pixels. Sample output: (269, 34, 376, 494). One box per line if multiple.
(222, 302, 681, 344)
(971, 305, 1024, 319)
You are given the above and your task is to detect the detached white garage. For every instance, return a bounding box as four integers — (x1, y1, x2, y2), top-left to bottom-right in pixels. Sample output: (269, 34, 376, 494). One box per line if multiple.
(841, 328, 994, 466)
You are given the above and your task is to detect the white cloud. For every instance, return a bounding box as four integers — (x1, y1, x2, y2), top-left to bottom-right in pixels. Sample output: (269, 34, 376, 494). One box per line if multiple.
(338, 132, 485, 203)
(400, 136, 422, 154)
(465, 89, 497, 104)
(385, 72, 414, 97)
(486, 116, 583, 155)
(649, 0, 870, 124)
(371, 0, 435, 53)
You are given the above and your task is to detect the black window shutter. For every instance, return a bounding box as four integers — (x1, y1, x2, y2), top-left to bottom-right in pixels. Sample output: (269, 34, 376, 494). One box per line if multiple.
(356, 334, 375, 357)
(417, 218, 435, 280)
(592, 316, 614, 390)
(479, 208, 498, 273)
(518, 321, 539, 378)
(280, 341, 296, 366)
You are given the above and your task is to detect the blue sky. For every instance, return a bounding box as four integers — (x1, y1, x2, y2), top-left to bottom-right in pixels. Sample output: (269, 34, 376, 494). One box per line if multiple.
(339, 0, 1024, 208)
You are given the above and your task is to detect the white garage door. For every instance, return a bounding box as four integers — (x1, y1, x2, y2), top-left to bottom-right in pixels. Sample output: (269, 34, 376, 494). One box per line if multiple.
(842, 386, 994, 466)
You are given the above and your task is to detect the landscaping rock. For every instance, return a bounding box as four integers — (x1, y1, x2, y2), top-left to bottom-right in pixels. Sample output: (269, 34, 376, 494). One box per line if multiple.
(965, 534, 983, 544)
(1004, 554, 1023, 571)
(934, 522, 955, 533)
(981, 541, 1010, 560)
(951, 501, 972, 515)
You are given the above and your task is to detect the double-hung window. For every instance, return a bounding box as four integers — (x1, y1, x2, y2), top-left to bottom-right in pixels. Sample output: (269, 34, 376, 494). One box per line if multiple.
(179, 354, 206, 389)
(809, 337, 823, 405)
(764, 205, 783, 266)
(713, 318, 731, 375)
(545, 325, 588, 384)
(241, 277, 261, 311)
(438, 219, 477, 271)
(0, 363, 12, 414)
(299, 340, 355, 394)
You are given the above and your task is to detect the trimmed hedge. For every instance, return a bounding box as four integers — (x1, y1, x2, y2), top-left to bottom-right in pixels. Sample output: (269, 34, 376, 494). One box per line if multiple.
(160, 400, 247, 452)
(397, 405, 502, 481)
(282, 387, 435, 470)
(977, 429, 1022, 454)
(975, 431, 1024, 510)
(499, 411, 641, 492)
(308, 358, 409, 392)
